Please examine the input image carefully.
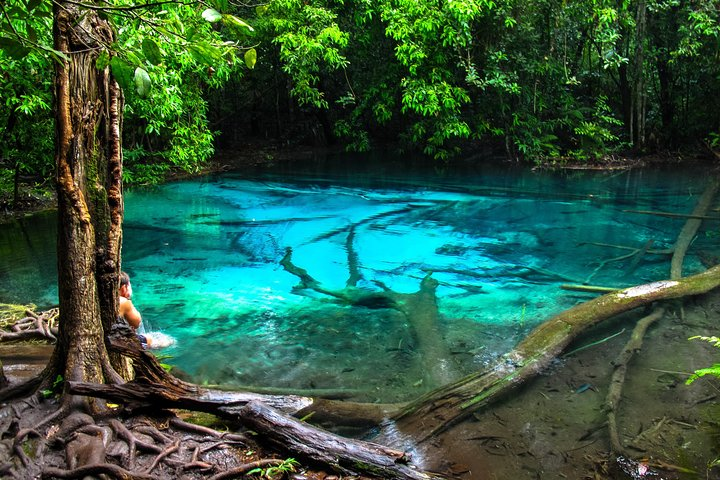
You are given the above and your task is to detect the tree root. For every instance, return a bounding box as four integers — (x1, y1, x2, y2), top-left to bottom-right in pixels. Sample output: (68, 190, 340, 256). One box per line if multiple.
(42, 463, 162, 479)
(0, 307, 58, 343)
(605, 307, 665, 455)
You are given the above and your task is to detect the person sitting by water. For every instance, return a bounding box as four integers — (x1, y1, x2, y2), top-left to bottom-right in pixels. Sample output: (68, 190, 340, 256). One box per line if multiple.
(119, 271, 151, 348)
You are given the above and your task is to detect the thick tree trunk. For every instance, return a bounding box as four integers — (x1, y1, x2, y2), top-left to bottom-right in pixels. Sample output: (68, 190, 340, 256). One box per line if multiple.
(373, 264, 720, 444)
(53, 0, 127, 406)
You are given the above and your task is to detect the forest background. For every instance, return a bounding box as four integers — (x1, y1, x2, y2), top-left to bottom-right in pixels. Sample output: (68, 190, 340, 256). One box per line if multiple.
(2, 0, 720, 211)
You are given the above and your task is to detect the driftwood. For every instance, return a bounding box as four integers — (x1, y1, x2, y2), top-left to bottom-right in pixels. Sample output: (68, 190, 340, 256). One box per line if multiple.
(236, 400, 440, 480)
(605, 176, 718, 459)
(68, 380, 314, 416)
(66, 382, 430, 479)
(373, 263, 720, 444)
(605, 307, 665, 454)
(670, 178, 719, 279)
(560, 284, 619, 293)
(622, 209, 720, 221)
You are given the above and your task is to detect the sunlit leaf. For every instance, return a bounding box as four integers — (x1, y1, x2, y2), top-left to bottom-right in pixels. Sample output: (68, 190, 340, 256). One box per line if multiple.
(188, 42, 222, 65)
(222, 14, 254, 33)
(126, 51, 141, 67)
(244, 48, 256, 69)
(110, 56, 134, 91)
(141, 38, 163, 65)
(134, 67, 151, 97)
(202, 8, 222, 23)
(49, 48, 70, 63)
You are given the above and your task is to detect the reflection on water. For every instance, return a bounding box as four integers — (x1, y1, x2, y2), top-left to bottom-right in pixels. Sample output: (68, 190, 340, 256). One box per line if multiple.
(0, 157, 713, 401)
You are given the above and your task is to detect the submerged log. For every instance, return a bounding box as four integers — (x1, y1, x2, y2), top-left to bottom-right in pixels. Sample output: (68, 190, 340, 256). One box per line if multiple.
(281, 248, 459, 388)
(374, 264, 720, 444)
(671, 178, 719, 279)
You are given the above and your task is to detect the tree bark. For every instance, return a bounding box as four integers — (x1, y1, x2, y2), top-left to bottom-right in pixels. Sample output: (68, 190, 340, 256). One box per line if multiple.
(53, 0, 127, 408)
(236, 401, 440, 480)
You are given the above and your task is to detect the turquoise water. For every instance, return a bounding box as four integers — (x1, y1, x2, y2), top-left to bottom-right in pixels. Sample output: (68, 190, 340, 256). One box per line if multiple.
(0, 158, 715, 401)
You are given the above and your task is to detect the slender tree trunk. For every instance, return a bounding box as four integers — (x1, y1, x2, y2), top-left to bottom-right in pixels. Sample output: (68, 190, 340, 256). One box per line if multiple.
(631, 0, 647, 150)
(53, 0, 126, 408)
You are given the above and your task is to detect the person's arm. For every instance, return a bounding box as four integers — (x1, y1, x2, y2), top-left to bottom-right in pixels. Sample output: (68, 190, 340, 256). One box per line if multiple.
(119, 298, 142, 329)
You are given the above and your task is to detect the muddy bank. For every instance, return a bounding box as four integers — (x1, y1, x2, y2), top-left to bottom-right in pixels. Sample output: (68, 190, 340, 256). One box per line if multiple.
(418, 290, 720, 479)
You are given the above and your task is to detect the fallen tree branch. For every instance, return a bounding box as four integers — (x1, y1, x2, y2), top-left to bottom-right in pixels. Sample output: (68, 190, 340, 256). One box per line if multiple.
(236, 400, 442, 480)
(671, 178, 719, 279)
(374, 264, 720, 444)
(622, 209, 720, 221)
(605, 307, 665, 455)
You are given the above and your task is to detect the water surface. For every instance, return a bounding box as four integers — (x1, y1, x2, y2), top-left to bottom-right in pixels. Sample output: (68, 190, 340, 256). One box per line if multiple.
(0, 157, 713, 402)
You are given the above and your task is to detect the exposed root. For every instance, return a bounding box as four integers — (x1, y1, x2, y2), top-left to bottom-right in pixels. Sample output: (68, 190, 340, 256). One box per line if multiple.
(2, 399, 300, 480)
(0, 307, 59, 343)
(42, 463, 162, 479)
(605, 307, 665, 455)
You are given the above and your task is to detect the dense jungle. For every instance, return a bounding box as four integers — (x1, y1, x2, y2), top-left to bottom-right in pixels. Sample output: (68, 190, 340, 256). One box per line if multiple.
(1, 0, 720, 479)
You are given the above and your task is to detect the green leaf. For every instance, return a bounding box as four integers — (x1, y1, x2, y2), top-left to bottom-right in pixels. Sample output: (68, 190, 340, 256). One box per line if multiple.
(0, 36, 30, 59)
(96, 51, 110, 70)
(188, 42, 222, 65)
(27, 0, 44, 12)
(210, 0, 228, 10)
(222, 14, 254, 33)
(134, 67, 151, 97)
(244, 48, 257, 69)
(141, 38, 163, 65)
(49, 49, 70, 63)
(110, 56, 134, 91)
(202, 8, 222, 23)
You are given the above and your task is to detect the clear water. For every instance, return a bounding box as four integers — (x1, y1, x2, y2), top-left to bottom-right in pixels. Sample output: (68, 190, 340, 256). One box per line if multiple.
(0, 157, 714, 402)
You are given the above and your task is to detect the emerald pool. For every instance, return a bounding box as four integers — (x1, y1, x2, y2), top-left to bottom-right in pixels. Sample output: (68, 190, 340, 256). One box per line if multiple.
(0, 157, 713, 402)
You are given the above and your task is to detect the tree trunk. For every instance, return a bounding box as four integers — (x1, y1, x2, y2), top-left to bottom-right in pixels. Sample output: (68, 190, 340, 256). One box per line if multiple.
(631, 0, 647, 150)
(0, 359, 7, 390)
(53, 0, 126, 408)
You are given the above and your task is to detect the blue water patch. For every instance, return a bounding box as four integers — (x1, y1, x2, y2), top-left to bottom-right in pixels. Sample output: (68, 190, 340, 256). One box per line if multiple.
(0, 160, 714, 401)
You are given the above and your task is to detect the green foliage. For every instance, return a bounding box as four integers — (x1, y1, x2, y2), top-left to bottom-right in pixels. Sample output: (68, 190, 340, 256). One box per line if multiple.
(41, 374, 64, 399)
(258, 0, 349, 109)
(687, 335, 720, 385)
(0, 0, 253, 191)
(247, 458, 299, 478)
(0, 37, 54, 200)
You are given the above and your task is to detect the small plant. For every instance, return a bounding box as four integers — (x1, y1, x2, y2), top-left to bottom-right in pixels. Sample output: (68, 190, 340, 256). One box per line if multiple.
(248, 458, 299, 478)
(41, 374, 64, 398)
(686, 335, 720, 385)
(153, 353, 174, 372)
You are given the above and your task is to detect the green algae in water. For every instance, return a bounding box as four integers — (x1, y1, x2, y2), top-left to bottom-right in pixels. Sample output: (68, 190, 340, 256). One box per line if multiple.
(0, 161, 713, 402)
